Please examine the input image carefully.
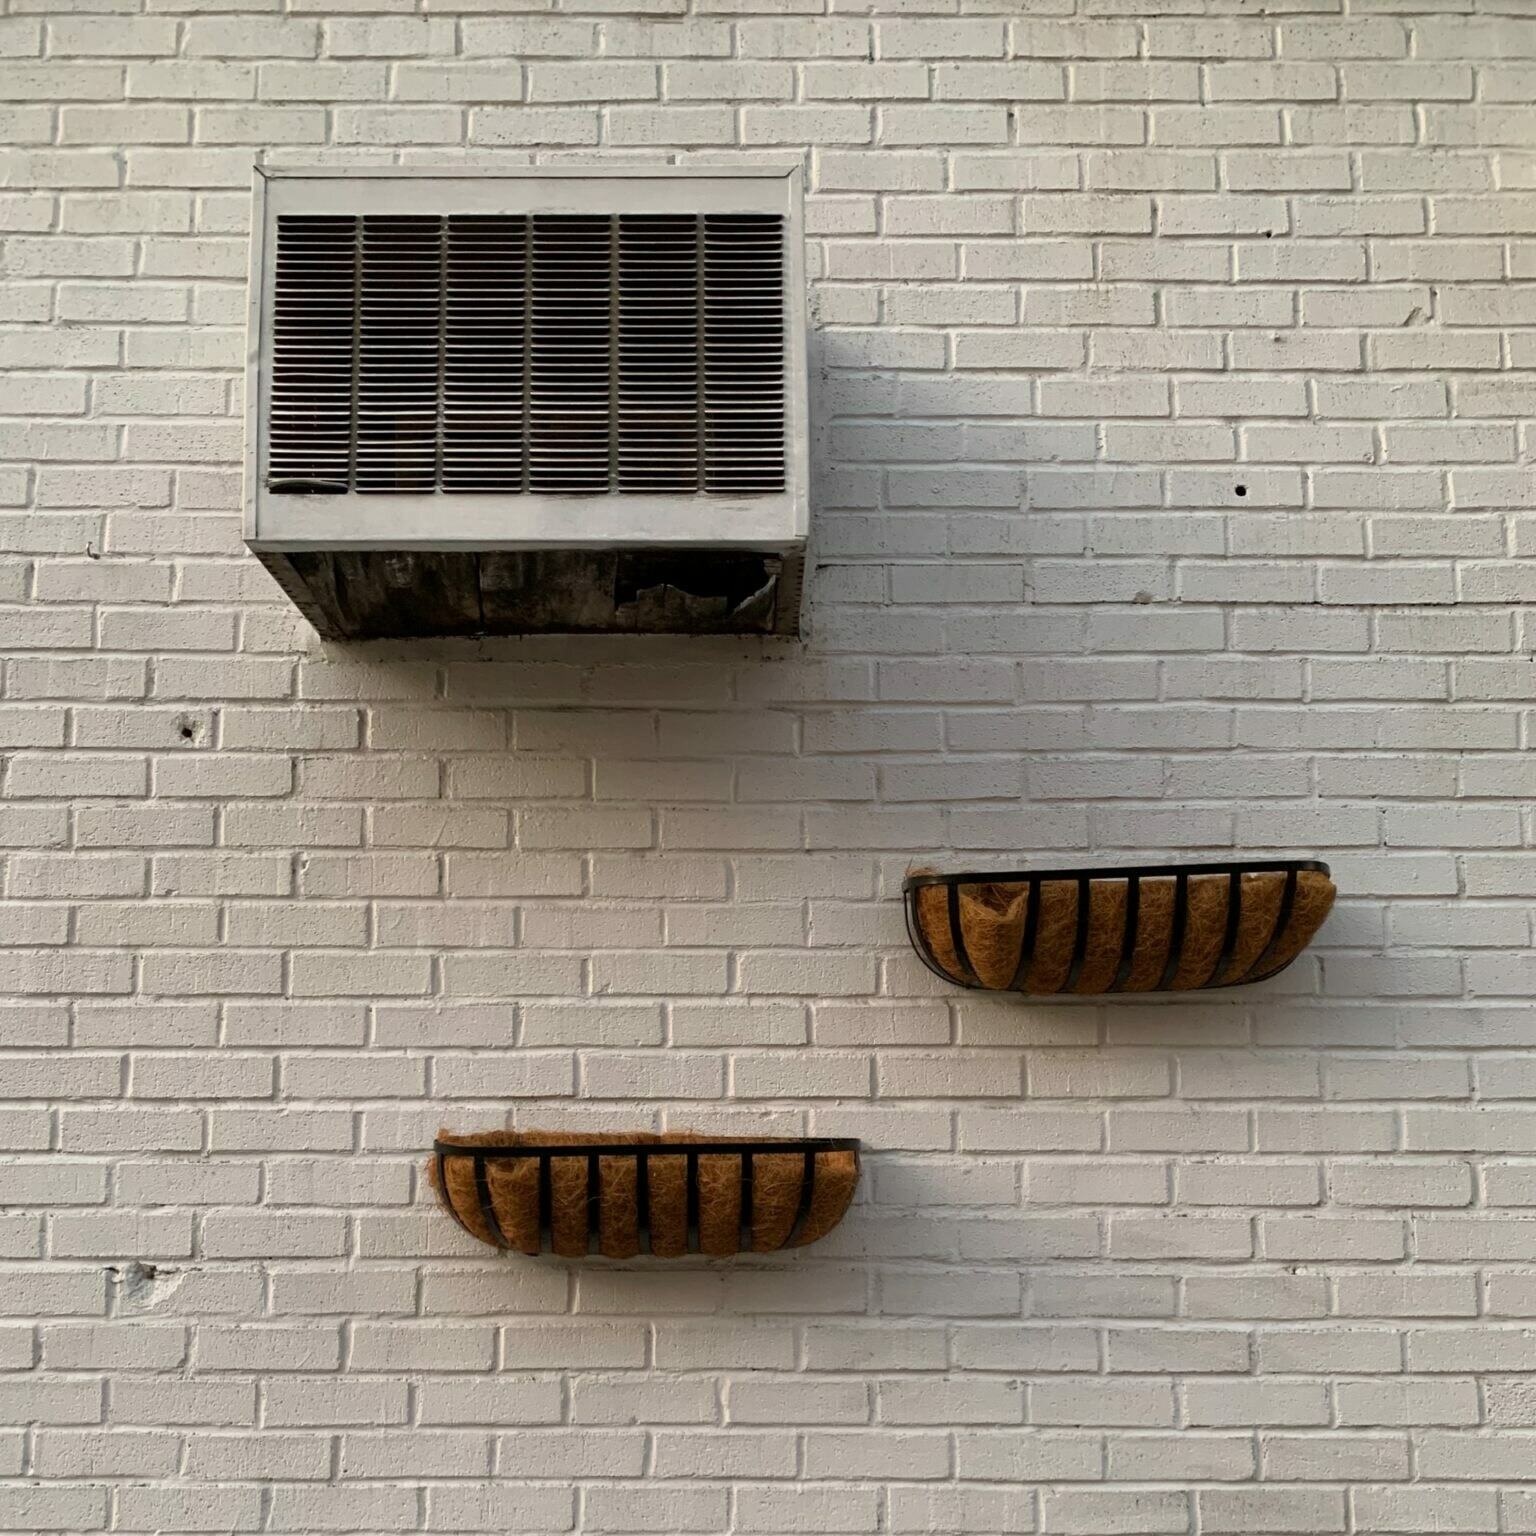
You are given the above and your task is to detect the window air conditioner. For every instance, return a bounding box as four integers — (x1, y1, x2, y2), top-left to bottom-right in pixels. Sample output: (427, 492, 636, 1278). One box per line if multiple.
(244, 166, 808, 638)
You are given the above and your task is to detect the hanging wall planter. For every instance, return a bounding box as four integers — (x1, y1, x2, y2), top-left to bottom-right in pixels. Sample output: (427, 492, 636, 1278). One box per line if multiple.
(904, 859, 1334, 996)
(432, 1131, 860, 1259)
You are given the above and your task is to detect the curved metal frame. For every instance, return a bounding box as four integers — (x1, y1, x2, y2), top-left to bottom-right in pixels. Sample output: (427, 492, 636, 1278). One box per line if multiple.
(902, 859, 1330, 996)
(434, 1137, 861, 1256)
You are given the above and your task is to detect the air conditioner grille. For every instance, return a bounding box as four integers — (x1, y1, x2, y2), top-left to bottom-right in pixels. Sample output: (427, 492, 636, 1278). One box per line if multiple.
(266, 211, 786, 499)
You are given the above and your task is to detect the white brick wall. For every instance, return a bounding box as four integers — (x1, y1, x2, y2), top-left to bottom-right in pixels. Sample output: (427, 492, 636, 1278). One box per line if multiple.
(2, 0, 1535, 1530)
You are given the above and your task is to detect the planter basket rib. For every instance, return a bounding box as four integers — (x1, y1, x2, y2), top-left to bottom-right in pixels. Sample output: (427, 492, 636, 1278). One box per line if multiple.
(904, 860, 1334, 995)
(432, 1131, 860, 1259)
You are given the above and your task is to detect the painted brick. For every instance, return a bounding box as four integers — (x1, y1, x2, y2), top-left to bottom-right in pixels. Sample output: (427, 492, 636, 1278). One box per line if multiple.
(0, 11, 1526, 1531)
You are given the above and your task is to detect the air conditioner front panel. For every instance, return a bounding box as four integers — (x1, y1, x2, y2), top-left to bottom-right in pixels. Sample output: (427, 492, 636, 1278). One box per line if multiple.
(246, 167, 808, 558)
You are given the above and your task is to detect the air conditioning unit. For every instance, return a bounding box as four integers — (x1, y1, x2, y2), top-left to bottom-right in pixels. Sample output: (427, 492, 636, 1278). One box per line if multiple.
(244, 166, 808, 638)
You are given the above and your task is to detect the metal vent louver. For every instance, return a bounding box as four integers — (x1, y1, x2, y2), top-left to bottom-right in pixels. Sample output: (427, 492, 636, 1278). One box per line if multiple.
(267, 211, 786, 500)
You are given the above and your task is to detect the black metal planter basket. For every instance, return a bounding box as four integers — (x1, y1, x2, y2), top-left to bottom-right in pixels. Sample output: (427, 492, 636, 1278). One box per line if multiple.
(432, 1132, 861, 1259)
(904, 859, 1335, 996)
